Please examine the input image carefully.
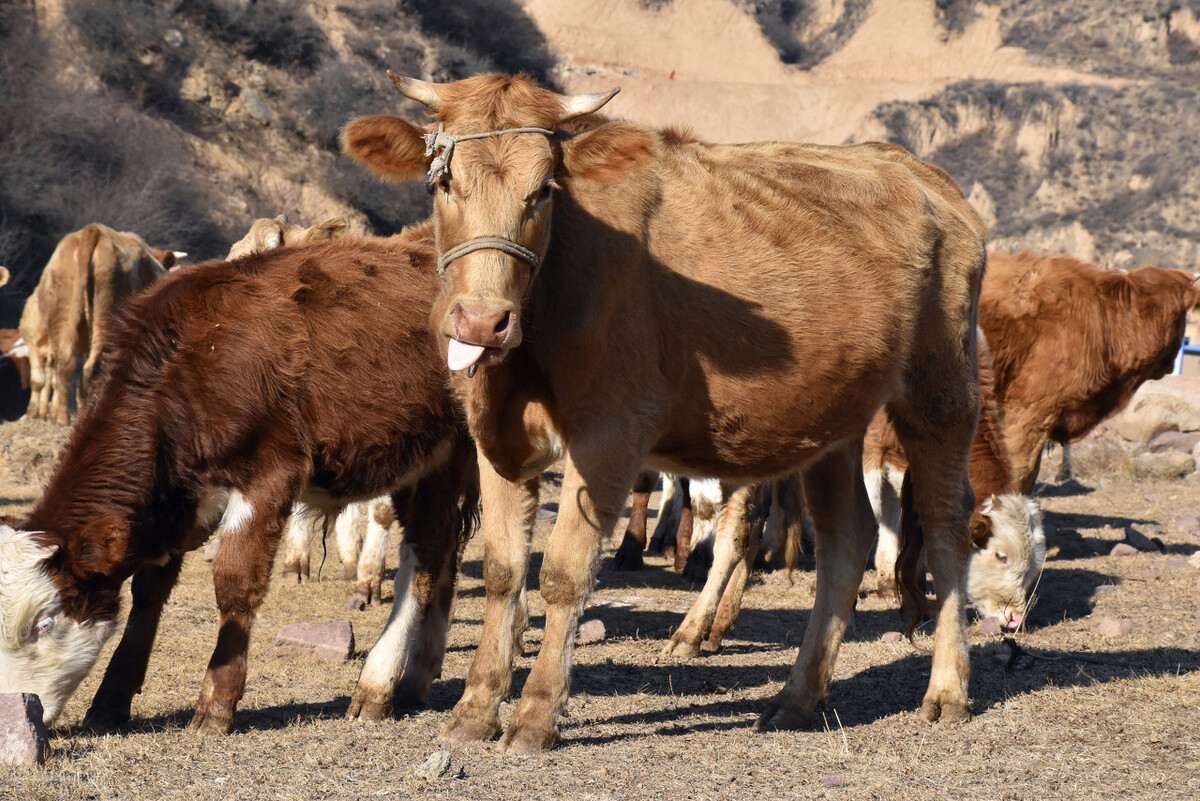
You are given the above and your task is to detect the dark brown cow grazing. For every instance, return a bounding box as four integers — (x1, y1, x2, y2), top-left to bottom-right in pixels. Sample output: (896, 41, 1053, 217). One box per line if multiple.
(0, 229, 477, 731)
(344, 72, 986, 751)
(981, 251, 1200, 493)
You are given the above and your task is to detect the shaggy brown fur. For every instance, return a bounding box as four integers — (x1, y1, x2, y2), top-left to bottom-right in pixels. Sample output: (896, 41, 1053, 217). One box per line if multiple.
(981, 252, 1200, 493)
(345, 72, 985, 752)
(13, 229, 477, 733)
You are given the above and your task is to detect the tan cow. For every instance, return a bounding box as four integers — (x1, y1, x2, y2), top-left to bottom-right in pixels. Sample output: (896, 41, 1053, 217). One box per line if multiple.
(981, 252, 1200, 493)
(20, 224, 184, 425)
(344, 73, 986, 751)
(226, 214, 348, 260)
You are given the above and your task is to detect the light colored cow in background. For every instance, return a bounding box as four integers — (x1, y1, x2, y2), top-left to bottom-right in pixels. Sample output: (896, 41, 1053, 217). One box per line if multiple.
(279, 496, 399, 609)
(19, 223, 185, 425)
(226, 214, 348, 260)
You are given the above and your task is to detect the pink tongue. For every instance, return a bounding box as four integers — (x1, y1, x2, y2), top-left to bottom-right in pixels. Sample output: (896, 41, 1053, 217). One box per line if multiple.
(447, 338, 487, 372)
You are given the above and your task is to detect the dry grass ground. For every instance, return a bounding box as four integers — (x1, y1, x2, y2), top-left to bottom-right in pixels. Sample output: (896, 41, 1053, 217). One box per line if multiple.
(1, 418, 1197, 800)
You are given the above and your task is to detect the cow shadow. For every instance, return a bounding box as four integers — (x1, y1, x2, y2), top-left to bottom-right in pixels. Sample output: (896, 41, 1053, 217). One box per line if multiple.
(561, 644, 1200, 746)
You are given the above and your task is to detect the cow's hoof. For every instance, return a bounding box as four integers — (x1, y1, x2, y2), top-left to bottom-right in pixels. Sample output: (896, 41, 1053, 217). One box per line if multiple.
(611, 541, 644, 571)
(500, 722, 559, 754)
(441, 714, 501, 743)
(920, 697, 971, 724)
(346, 689, 391, 722)
(187, 710, 233, 735)
(754, 699, 813, 732)
(700, 636, 724, 654)
(81, 704, 130, 733)
(660, 637, 702, 659)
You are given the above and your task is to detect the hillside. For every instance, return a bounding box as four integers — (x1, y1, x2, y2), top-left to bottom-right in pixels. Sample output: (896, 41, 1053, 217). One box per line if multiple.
(1, 0, 1198, 326)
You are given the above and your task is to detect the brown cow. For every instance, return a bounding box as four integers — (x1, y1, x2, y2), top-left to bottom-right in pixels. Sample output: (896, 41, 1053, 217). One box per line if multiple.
(981, 251, 1200, 493)
(0, 329, 30, 421)
(20, 224, 184, 425)
(866, 333, 1046, 630)
(0, 229, 478, 731)
(344, 72, 986, 751)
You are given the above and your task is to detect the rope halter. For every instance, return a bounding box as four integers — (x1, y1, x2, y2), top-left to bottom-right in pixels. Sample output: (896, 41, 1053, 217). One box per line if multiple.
(422, 123, 558, 277)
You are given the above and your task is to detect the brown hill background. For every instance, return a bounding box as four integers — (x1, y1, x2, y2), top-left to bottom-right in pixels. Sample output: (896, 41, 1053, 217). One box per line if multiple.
(2, 0, 1198, 326)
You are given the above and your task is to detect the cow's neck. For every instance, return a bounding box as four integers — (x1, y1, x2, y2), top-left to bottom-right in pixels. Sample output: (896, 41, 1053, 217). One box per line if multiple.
(24, 397, 168, 622)
(454, 346, 561, 483)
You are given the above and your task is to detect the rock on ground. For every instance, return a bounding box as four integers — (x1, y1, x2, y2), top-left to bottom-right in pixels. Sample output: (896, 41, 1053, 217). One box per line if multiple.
(269, 621, 354, 662)
(577, 619, 606, 644)
(1110, 542, 1140, 557)
(1148, 430, 1200, 454)
(1115, 376, 1200, 443)
(977, 617, 1003, 636)
(1094, 615, 1135, 638)
(0, 693, 49, 767)
(1131, 451, 1195, 480)
(415, 750, 452, 781)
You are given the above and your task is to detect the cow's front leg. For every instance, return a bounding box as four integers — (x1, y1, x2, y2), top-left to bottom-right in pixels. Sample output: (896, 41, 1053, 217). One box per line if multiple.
(189, 489, 291, 734)
(442, 457, 538, 743)
(500, 438, 638, 753)
(84, 555, 185, 730)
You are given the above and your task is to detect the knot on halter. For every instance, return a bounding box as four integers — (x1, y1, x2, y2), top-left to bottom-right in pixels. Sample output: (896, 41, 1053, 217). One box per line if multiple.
(422, 123, 557, 192)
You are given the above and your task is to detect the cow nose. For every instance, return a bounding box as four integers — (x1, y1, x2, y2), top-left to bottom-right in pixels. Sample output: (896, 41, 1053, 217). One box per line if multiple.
(453, 305, 512, 348)
(1004, 611, 1024, 630)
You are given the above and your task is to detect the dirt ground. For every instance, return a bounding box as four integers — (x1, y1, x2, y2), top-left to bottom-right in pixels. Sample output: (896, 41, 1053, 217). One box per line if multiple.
(1, 418, 1198, 800)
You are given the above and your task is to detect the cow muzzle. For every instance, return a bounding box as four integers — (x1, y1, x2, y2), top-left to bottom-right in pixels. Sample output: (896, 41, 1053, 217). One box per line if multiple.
(446, 299, 521, 373)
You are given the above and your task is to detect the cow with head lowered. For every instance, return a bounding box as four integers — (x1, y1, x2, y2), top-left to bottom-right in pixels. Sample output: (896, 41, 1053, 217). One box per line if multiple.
(0, 227, 477, 732)
(343, 72, 986, 752)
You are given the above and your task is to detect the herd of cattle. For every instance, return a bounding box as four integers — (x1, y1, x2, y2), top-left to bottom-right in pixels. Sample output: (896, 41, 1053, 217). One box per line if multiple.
(0, 72, 1198, 754)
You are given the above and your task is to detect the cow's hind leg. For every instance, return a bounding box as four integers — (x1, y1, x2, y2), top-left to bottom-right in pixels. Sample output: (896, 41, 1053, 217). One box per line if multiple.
(612, 470, 657, 570)
(663, 483, 755, 658)
(868, 465, 905, 597)
(83, 554, 185, 730)
(757, 437, 878, 730)
(442, 455, 538, 744)
(189, 485, 293, 734)
(349, 453, 474, 720)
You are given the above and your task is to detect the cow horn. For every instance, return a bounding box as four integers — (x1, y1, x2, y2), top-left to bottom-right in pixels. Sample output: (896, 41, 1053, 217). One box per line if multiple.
(389, 71, 442, 112)
(172, 251, 188, 260)
(558, 87, 620, 121)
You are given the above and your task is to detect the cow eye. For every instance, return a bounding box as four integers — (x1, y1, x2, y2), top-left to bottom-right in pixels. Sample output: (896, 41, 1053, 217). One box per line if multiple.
(436, 174, 452, 197)
(33, 616, 55, 637)
(529, 179, 558, 206)
(994, 551, 1009, 564)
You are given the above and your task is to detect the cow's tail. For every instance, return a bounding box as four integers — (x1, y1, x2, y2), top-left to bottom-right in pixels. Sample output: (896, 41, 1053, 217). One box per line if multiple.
(896, 469, 929, 635)
(778, 475, 806, 581)
(76, 223, 102, 324)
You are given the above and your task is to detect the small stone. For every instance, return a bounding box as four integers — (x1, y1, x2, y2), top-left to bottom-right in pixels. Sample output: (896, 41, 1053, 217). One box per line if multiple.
(1148, 431, 1200, 454)
(1188, 551, 1200, 570)
(577, 619, 606, 643)
(1110, 542, 1139, 557)
(239, 87, 273, 125)
(1131, 451, 1195, 480)
(880, 631, 904, 644)
(820, 774, 847, 788)
(0, 693, 49, 766)
(163, 28, 185, 48)
(1094, 615, 1134, 638)
(1175, 513, 1200, 536)
(269, 621, 354, 662)
(415, 750, 452, 781)
(1093, 584, 1120, 596)
(977, 617, 1003, 636)
(344, 596, 366, 612)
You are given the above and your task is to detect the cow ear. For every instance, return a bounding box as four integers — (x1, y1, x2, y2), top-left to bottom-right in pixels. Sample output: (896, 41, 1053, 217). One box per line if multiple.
(342, 115, 431, 183)
(309, 217, 348, 242)
(562, 123, 656, 184)
(0, 266, 9, 288)
(71, 515, 126, 580)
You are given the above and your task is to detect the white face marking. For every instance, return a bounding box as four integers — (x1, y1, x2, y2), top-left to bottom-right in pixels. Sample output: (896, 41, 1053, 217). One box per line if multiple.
(0, 526, 117, 724)
(968, 494, 1047, 628)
